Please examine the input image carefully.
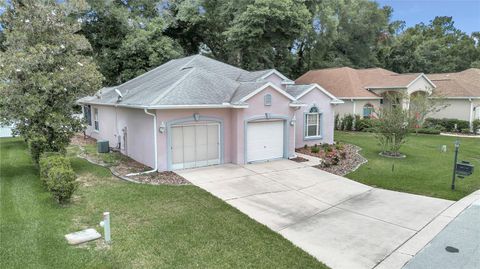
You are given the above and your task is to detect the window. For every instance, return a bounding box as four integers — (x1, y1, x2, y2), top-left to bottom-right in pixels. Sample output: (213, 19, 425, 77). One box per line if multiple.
(83, 105, 92, 126)
(363, 104, 374, 118)
(264, 94, 272, 106)
(304, 106, 321, 138)
(94, 108, 99, 131)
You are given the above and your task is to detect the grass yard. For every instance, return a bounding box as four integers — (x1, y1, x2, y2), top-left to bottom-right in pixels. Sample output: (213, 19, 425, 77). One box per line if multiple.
(0, 138, 326, 269)
(335, 131, 480, 201)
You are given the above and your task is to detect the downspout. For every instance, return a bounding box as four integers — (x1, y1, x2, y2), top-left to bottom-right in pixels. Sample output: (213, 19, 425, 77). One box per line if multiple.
(288, 106, 301, 159)
(469, 98, 473, 131)
(352, 99, 356, 115)
(126, 108, 158, 176)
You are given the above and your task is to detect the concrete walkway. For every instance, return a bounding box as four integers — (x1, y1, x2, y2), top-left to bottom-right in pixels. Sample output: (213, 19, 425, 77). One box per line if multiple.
(177, 160, 454, 269)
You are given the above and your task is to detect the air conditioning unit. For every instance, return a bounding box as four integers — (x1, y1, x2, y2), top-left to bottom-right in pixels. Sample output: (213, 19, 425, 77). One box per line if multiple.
(97, 140, 110, 153)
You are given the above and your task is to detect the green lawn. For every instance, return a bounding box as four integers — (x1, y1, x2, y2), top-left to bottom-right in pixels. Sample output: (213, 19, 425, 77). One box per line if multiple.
(335, 131, 480, 201)
(0, 138, 326, 269)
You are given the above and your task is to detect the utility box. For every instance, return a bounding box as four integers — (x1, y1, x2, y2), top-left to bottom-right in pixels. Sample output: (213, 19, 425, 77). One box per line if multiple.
(97, 140, 110, 153)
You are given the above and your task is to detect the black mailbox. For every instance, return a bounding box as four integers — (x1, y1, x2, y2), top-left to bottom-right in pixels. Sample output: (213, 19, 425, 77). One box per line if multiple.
(456, 161, 474, 176)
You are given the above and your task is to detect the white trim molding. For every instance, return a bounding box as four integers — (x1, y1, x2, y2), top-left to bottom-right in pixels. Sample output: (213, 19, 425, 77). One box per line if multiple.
(239, 82, 296, 103)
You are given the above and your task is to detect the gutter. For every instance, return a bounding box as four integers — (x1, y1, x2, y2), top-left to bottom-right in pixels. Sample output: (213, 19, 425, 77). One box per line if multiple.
(77, 101, 249, 110)
(126, 108, 158, 176)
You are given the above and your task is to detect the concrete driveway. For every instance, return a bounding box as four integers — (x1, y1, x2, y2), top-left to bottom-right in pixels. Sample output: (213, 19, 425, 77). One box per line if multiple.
(177, 160, 453, 269)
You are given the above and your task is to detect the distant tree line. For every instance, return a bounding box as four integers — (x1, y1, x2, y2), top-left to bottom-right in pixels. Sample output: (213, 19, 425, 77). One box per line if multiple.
(2, 0, 479, 86)
(0, 0, 478, 164)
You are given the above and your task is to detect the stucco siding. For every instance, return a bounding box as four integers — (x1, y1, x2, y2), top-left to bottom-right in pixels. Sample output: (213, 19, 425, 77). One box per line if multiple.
(407, 76, 433, 95)
(85, 105, 155, 168)
(263, 73, 285, 88)
(295, 89, 335, 146)
(156, 109, 233, 171)
(235, 86, 296, 164)
(429, 99, 478, 122)
(335, 99, 381, 118)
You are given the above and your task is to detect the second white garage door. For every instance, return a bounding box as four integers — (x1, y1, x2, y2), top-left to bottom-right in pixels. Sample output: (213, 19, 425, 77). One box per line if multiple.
(247, 120, 284, 163)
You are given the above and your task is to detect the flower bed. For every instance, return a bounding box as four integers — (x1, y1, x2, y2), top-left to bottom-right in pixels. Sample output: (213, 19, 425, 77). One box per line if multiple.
(69, 134, 190, 185)
(296, 143, 367, 176)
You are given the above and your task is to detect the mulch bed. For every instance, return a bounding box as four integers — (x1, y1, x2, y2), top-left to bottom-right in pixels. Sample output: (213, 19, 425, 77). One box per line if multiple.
(298, 144, 367, 176)
(70, 133, 190, 185)
(290, 156, 309, 163)
(70, 133, 96, 147)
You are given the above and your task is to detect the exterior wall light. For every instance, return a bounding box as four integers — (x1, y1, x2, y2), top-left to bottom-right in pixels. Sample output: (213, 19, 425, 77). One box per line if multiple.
(193, 113, 200, 121)
(290, 115, 296, 126)
(159, 121, 166, 133)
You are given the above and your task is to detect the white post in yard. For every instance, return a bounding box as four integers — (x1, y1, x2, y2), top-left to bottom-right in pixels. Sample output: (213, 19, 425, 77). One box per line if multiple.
(101, 212, 111, 244)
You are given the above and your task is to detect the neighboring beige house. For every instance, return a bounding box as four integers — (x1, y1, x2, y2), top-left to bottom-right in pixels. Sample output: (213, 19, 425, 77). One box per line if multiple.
(296, 67, 480, 128)
(427, 69, 480, 125)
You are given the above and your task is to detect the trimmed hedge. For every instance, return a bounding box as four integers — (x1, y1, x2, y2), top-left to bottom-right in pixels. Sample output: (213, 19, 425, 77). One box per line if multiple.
(423, 118, 469, 132)
(46, 166, 78, 204)
(411, 128, 441, 135)
(39, 154, 77, 204)
(473, 119, 480, 134)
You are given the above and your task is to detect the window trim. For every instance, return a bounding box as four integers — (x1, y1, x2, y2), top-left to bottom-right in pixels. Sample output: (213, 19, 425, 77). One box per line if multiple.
(93, 107, 99, 132)
(83, 105, 92, 126)
(303, 106, 323, 140)
(264, 93, 272, 106)
(363, 103, 374, 119)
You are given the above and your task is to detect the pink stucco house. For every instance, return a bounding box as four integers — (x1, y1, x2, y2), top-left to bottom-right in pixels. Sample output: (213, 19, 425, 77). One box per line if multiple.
(78, 55, 342, 171)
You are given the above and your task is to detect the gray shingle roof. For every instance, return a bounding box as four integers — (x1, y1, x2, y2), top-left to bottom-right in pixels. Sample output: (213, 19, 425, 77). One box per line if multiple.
(285, 84, 313, 98)
(78, 55, 333, 108)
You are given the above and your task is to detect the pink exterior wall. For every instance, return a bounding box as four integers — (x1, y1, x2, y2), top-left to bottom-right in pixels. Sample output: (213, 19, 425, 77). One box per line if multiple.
(232, 86, 296, 164)
(84, 87, 336, 171)
(295, 89, 335, 147)
(263, 73, 286, 88)
(85, 105, 155, 168)
(155, 109, 234, 171)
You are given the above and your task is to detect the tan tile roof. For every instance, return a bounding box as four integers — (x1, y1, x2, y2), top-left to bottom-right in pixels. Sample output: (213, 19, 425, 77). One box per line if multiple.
(296, 67, 480, 99)
(295, 67, 421, 98)
(428, 68, 480, 98)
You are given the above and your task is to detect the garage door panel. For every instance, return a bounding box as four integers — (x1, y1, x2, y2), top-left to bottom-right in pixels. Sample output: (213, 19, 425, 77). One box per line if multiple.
(207, 125, 219, 160)
(247, 121, 284, 162)
(170, 123, 220, 169)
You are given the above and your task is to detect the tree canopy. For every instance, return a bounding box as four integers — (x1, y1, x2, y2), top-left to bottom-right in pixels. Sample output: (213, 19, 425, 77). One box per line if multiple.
(0, 0, 103, 161)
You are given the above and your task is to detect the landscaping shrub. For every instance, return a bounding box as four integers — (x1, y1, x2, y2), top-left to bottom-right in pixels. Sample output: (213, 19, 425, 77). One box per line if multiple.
(29, 137, 48, 165)
(412, 128, 441, 135)
(342, 114, 354, 131)
(335, 142, 345, 151)
(46, 166, 78, 204)
(461, 128, 471, 134)
(353, 115, 361, 130)
(424, 118, 469, 132)
(334, 114, 340, 130)
(39, 154, 70, 185)
(311, 146, 320, 154)
(473, 119, 480, 134)
(39, 154, 77, 203)
(355, 118, 375, 132)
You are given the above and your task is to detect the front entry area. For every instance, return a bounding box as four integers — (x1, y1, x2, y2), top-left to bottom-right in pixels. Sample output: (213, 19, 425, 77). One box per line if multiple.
(170, 122, 220, 170)
(246, 120, 284, 163)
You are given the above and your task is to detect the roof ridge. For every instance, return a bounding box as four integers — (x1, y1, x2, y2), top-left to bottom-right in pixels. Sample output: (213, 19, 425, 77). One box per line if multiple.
(112, 57, 185, 90)
(149, 67, 196, 106)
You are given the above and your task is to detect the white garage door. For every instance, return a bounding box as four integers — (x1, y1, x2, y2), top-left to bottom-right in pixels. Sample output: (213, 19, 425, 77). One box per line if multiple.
(247, 120, 284, 163)
(171, 122, 220, 170)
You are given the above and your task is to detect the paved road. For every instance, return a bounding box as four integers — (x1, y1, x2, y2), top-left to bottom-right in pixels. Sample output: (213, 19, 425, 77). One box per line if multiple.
(403, 200, 480, 269)
(177, 160, 453, 269)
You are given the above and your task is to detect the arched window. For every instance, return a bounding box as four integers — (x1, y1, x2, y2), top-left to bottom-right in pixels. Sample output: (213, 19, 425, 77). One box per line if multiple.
(304, 106, 321, 138)
(363, 104, 374, 118)
(264, 94, 272, 106)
